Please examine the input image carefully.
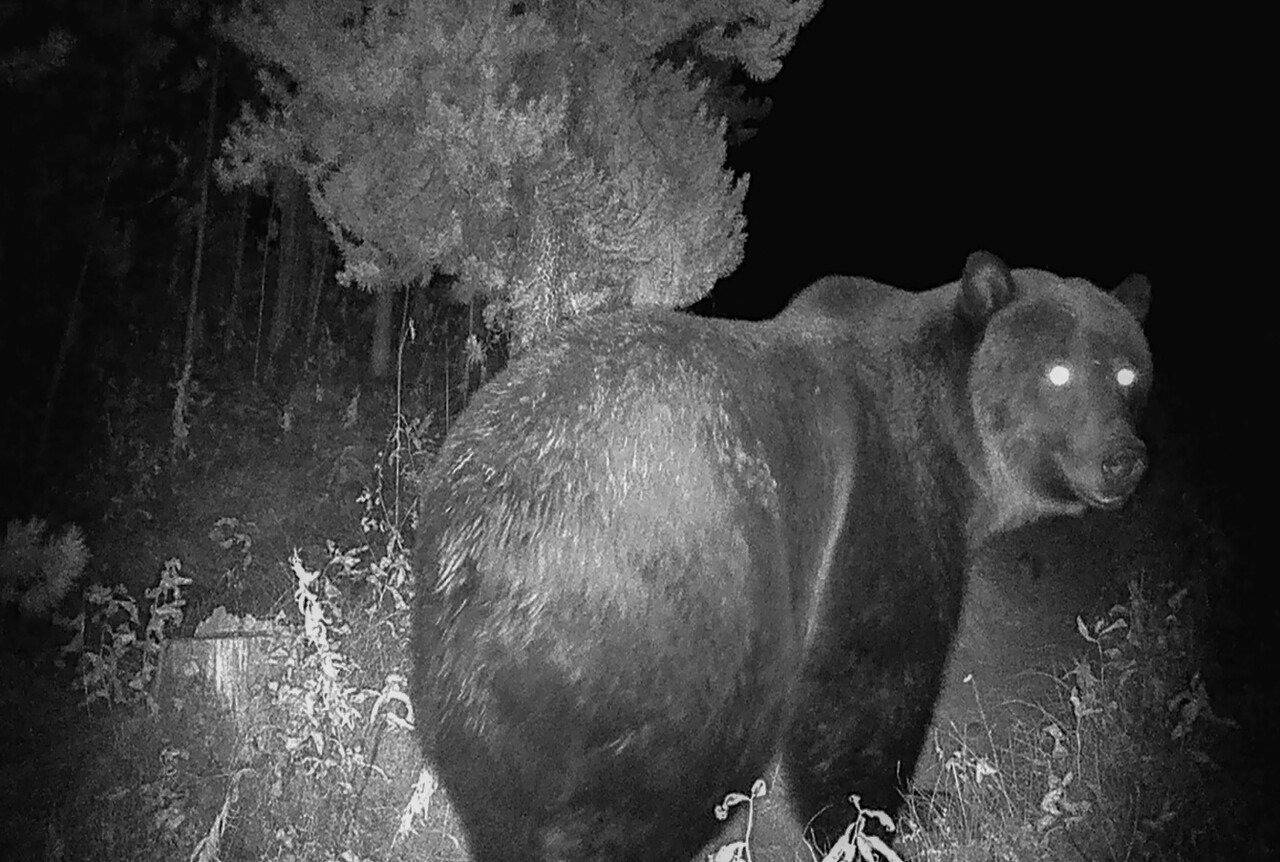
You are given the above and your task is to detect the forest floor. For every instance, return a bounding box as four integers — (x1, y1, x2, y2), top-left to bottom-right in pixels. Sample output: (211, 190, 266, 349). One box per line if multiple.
(0, 377, 1266, 860)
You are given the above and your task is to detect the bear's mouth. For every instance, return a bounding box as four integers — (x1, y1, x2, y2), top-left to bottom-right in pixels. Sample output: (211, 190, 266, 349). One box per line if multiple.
(1058, 476, 1128, 511)
(1053, 449, 1145, 511)
(1078, 490, 1127, 511)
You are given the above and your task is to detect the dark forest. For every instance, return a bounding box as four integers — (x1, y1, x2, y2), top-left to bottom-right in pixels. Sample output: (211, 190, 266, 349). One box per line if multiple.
(0, 2, 1270, 860)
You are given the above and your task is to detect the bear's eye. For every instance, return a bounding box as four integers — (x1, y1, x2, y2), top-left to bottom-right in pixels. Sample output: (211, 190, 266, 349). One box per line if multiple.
(1116, 366, 1137, 388)
(1046, 364, 1071, 387)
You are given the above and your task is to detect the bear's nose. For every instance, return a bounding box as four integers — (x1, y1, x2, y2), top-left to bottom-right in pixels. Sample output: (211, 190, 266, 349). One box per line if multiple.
(1101, 445, 1147, 489)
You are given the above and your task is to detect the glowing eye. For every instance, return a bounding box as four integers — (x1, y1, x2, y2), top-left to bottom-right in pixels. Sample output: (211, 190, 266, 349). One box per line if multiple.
(1047, 364, 1071, 387)
(1116, 366, 1136, 387)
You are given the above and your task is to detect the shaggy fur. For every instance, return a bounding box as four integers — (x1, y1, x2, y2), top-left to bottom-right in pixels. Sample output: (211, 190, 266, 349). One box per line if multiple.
(412, 251, 1151, 861)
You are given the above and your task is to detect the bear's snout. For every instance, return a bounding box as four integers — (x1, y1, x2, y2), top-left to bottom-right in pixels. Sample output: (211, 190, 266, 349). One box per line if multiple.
(1052, 434, 1148, 511)
(1101, 443, 1146, 490)
(1088, 439, 1147, 508)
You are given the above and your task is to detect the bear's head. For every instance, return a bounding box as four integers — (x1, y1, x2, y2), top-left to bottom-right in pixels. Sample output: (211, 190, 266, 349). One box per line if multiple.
(962, 251, 1152, 531)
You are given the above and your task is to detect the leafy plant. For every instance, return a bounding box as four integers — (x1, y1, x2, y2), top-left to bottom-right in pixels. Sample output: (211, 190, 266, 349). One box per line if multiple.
(64, 559, 191, 713)
(0, 517, 90, 617)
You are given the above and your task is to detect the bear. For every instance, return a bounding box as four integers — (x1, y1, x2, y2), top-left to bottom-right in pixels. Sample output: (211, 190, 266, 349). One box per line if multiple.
(411, 251, 1152, 861)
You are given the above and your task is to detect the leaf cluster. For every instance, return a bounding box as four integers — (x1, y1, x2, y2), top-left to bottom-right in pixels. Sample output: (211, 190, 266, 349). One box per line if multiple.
(221, 0, 818, 347)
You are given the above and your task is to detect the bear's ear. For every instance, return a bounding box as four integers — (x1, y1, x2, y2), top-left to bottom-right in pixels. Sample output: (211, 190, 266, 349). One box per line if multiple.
(1113, 274, 1151, 325)
(960, 251, 1017, 327)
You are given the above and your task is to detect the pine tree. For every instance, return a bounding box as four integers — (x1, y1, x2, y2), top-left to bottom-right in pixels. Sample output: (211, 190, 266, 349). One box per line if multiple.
(221, 0, 819, 352)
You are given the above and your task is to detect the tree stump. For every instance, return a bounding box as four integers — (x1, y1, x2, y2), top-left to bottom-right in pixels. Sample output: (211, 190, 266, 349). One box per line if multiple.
(159, 607, 280, 725)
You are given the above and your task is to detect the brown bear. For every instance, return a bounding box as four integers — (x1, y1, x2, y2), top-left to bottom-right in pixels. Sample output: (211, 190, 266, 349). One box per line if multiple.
(411, 251, 1151, 861)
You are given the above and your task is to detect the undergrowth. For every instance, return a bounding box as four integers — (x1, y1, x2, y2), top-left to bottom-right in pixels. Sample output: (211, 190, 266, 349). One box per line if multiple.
(7, 319, 1239, 860)
(17, 464, 1236, 861)
(26, 455, 1234, 860)
(37, 407, 450, 861)
(893, 577, 1236, 861)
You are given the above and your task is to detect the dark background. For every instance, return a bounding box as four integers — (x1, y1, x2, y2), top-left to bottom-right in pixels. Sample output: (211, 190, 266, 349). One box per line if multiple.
(0, 5, 1271, 855)
(702, 6, 1270, 708)
(709, 6, 1266, 546)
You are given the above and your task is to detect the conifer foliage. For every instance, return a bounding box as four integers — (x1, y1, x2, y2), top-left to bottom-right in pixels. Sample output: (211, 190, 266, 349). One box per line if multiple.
(221, 0, 819, 349)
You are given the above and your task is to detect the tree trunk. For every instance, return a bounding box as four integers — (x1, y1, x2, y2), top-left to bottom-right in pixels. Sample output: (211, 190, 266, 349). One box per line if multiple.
(252, 183, 280, 383)
(267, 171, 305, 365)
(223, 187, 250, 353)
(39, 167, 114, 460)
(172, 48, 220, 459)
(304, 225, 331, 359)
(181, 51, 219, 375)
(369, 288, 394, 379)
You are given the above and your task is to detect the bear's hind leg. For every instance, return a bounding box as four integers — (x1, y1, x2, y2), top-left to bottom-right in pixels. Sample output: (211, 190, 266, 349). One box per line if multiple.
(783, 653, 946, 851)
